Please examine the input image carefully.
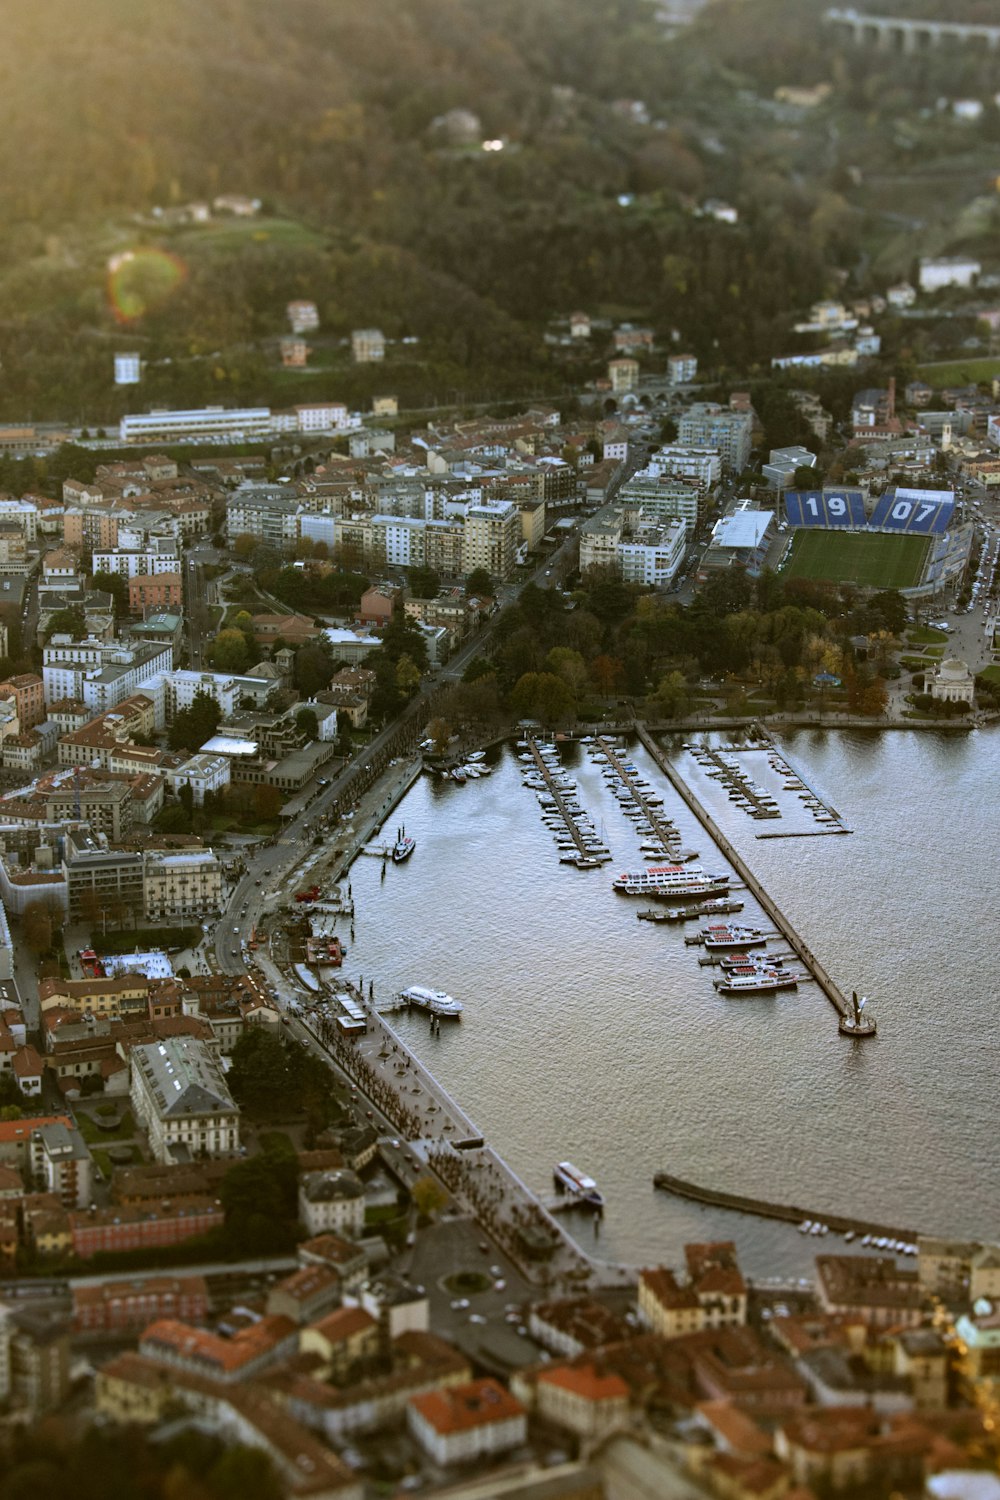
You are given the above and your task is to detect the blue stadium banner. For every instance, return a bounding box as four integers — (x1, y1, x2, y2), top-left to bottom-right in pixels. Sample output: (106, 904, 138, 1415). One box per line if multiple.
(868, 488, 954, 535)
(784, 489, 866, 528)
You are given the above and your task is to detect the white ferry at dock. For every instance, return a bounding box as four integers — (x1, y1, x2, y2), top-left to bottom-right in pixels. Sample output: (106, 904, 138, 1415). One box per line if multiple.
(553, 1160, 604, 1208)
(397, 985, 463, 1018)
(612, 865, 730, 898)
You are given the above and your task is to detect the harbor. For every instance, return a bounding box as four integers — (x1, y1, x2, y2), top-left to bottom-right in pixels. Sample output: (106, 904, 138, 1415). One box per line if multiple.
(636, 725, 862, 1030)
(308, 727, 995, 1271)
(652, 1170, 917, 1245)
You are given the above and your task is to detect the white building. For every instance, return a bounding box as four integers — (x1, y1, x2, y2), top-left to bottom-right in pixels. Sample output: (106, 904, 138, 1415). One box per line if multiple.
(120, 407, 273, 444)
(293, 403, 350, 433)
(42, 638, 173, 713)
(667, 353, 698, 384)
(407, 1379, 527, 1467)
(130, 1038, 240, 1164)
(618, 519, 686, 587)
(92, 548, 180, 580)
(919, 257, 981, 293)
(114, 352, 141, 386)
(677, 403, 753, 472)
(619, 469, 703, 537)
(650, 443, 722, 493)
(298, 1170, 366, 1238)
(763, 445, 817, 489)
(928, 658, 975, 706)
(143, 849, 223, 919)
(165, 752, 231, 806)
(351, 329, 385, 363)
(0, 497, 39, 542)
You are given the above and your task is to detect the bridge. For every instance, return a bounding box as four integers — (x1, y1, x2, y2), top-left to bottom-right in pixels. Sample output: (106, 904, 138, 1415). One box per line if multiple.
(826, 7, 1000, 51)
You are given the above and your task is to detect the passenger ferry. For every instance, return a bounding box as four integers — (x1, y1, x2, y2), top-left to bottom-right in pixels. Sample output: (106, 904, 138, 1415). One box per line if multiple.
(701, 924, 768, 951)
(714, 969, 799, 995)
(553, 1161, 604, 1208)
(612, 865, 730, 898)
(398, 985, 463, 1018)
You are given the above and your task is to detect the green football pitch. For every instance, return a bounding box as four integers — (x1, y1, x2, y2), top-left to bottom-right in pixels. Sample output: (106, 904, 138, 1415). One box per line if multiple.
(783, 529, 930, 590)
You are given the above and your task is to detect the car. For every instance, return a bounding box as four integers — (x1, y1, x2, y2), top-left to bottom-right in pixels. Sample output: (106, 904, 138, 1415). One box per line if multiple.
(494, 1278, 506, 1292)
(469, 1312, 487, 1325)
(490, 1265, 502, 1277)
(450, 1298, 470, 1311)
(233, 926, 240, 934)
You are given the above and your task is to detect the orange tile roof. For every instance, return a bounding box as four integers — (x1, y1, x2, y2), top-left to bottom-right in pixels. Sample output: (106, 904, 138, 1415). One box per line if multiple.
(537, 1362, 629, 1403)
(409, 1377, 524, 1435)
(309, 1306, 376, 1346)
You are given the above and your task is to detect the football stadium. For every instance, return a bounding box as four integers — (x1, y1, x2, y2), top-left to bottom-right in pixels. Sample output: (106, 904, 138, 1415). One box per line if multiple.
(778, 486, 969, 595)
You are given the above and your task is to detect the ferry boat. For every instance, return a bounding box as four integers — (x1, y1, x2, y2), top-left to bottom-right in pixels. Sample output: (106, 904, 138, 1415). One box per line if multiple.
(701, 924, 768, 951)
(398, 985, 463, 1018)
(612, 865, 730, 898)
(553, 1161, 604, 1208)
(714, 969, 799, 995)
(392, 830, 416, 863)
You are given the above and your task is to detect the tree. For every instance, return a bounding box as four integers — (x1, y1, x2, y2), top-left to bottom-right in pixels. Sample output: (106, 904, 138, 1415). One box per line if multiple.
(22, 902, 52, 955)
(91, 570, 129, 618)
(409, 565, 440, 599)
(394, 653, 422, 697)
(509, 671, 576, 725)
(650, 669, 690, 719)
(293, 643, 335, 697)
(209, 629, 251, 673)
(168, 690, 222, 752)
(254, 783, 283, 821)
(590, 653, 624, 696)
(466, 567, 494, 597)
(44, 604, 86, 642)
(232, 533, 257, 560)
(411, 1174, 448, 1221)
(425, 717, 452, 754)
(295, 707, 318, 739)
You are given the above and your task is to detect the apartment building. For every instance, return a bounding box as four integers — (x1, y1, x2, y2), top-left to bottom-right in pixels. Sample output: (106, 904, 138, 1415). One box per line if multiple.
(352, 328, 385, 362)
(128, 573, 183, 614)
(461, 500, 519, 581)
(92, 547, 179, 580)
(120, 408, 273, 444)
(225, 487, 299, 550)
(143, 850, 222, 920)
(677, 402, 753, 472)
(42, 639, 172, 713)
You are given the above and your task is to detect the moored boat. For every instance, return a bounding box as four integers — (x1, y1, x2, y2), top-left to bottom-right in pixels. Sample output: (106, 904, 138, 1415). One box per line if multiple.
(553, 1160, 604, 1208)
(613, 865, 730, 899)
(392, 830, 416, 863)
(398, 985, 463, 1018)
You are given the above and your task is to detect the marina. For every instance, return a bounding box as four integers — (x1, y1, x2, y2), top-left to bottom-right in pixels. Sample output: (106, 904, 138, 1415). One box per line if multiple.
(334, 728, 995, 1271)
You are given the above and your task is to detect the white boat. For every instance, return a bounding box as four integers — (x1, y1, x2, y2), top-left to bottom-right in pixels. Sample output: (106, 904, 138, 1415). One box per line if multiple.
(613, 865, 730, 898)
(392, 831, 416, 863)
(398, 985, 463, 1018)
(467, 751, 486, 762)
(553, 1160, 603, 1208)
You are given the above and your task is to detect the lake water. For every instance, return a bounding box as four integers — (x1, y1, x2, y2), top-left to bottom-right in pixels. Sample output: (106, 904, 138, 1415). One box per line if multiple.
(343, 728, 1000, 1276)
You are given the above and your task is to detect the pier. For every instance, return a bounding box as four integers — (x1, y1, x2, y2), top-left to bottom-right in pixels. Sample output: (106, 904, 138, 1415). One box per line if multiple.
(526, 737, 591, 859)
(636, 723, 854, 1024)
(653, 1169, 915, 1242)
(597, 737, 689, 857)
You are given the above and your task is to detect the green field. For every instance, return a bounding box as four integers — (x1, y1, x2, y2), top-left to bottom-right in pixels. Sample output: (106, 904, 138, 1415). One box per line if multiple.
(917, 357, 1000, 390)
(784, 529, 929, 590)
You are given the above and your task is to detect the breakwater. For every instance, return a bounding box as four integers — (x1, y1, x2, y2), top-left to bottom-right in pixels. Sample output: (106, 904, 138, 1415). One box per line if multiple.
(635, 723, 853, 1024)
(653, 1169, 915, 1241)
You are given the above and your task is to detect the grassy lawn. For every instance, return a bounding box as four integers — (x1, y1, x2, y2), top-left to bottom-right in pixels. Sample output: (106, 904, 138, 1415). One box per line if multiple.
(75, 1109, 136, 1146)
(171, 216, 326, 257)
(917, 357, 1000, 390)
(784, 529, 929, 590)
(978, 664, 1000, 685)
(907, 627, 948, 644)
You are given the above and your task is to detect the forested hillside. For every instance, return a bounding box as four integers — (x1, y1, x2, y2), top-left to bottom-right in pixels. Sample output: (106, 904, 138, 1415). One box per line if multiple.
(0, 0, 995, 421)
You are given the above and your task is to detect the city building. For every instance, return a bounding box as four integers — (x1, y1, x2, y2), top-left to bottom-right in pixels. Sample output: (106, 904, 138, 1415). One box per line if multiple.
(286, 300, 320, 333)
(763, 446, 817, 489)
(461, 500, 520, 581)
(73, 1275, 209, 1334)
(120, 408, 274, 444)
(114, 352, 141, 385)
(927, 658, 975, 707)
(608, 357, 639, 394)
(407, 1378, 527, 1466)
(298, 1169, 365, 1238)
(918, 256, 981, 293)
(42, 638, 173, 713)
(129, 1038, 240, 1164)
(143, 849, 223, 920)
(128, 573, 183, 613)
(668, 353, 698, 384)
(678, 403, 753, 471)
(352, 328, 385, 363)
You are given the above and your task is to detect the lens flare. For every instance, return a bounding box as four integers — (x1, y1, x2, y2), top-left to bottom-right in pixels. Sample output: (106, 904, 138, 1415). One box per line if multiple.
(106, 247, 186, 322)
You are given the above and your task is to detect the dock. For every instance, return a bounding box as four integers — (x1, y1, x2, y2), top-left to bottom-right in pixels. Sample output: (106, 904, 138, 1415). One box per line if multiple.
(526, 737, 591, 859)
(597, 737, 690, 857)
(653, 1169, 914, 1242)
(636, 724, 855, 1024)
